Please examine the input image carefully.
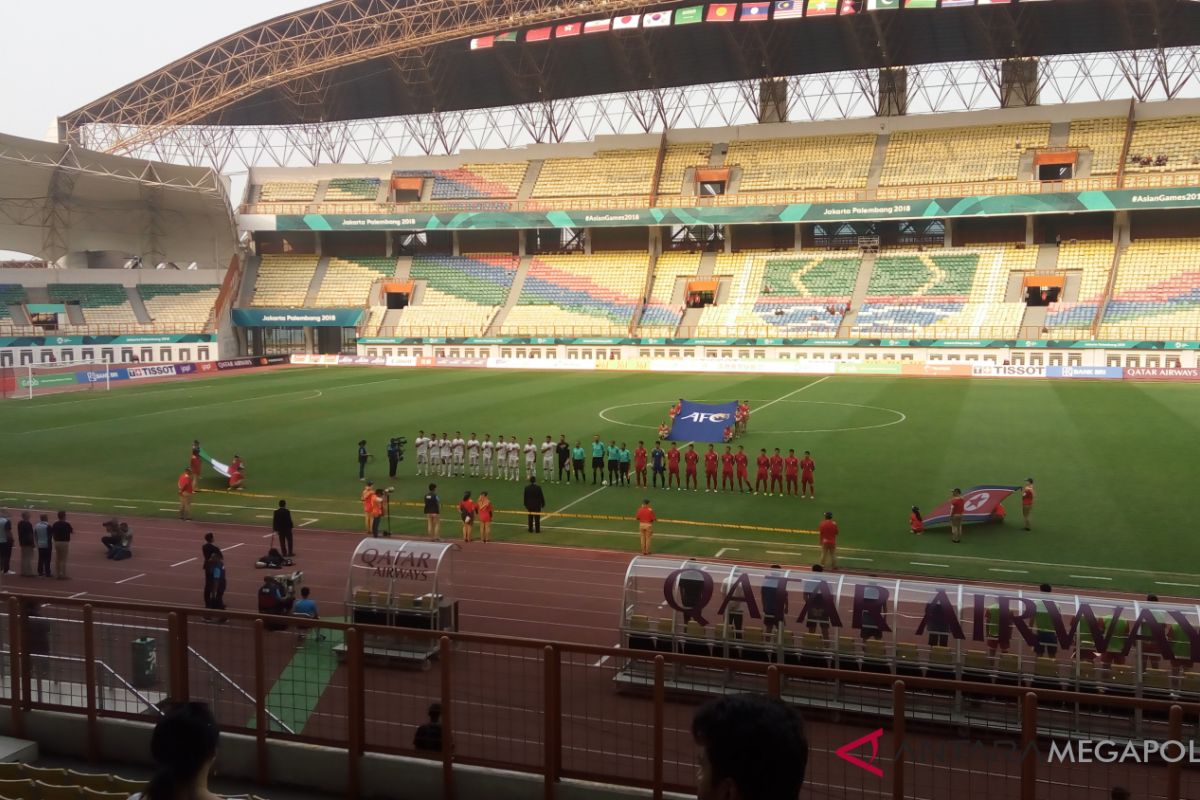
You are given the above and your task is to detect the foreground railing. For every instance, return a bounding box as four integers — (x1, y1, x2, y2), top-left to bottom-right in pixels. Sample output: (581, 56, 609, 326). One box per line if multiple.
(1, 594, 1196, 800)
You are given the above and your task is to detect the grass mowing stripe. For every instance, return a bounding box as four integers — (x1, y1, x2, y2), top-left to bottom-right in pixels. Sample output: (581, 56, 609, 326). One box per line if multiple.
(253, 625, 345, 734)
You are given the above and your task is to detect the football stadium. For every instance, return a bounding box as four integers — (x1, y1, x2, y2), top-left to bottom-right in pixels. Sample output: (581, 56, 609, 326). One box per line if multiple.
(2, 1, 1200, 798)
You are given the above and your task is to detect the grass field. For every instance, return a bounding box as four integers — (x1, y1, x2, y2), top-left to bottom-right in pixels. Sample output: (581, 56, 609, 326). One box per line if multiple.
(1, 365, 1198, 596)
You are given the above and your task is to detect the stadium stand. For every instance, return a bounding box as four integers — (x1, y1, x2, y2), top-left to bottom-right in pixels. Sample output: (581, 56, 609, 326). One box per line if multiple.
(531, 150, 657, 198)
(47, 284, 138, 326)
(0, 284, 27, 320)
(390, 253, 519, 335)
(695, 251, 771, 335)
(362, 304, 387, 336)
(431, 163, 528, 199)
(880, 123, 1050, 186)
(1044, 240, 1116, 337)
(1099, 238, 1200, 337)
(250, 254, 319, 307)
(323, 177, 381, 202)
(639, 251, 700, 334)
(138, 284, 219, 331)
(500, 252, 648, 335)
(657, 144, 713, 195)
(259, 181, 318, 202)
(726, 134, 874, 192)
(314, 257, 394, 307)
(852, 247, 1032, 337)
(1126, 116, 1200, 172)
(1068, 117, 1126, 176)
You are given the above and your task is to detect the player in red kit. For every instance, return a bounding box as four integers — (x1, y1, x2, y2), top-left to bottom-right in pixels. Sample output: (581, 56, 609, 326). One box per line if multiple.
(784, 449, 800, 496)
(684, 444, 699, 491)
(721, 447, 735, 491)
(734, 404, 747, 435)
(633, 441, 648, 488)
(769, 448, 784, 496)
(754, 449, 770, 495)
(734, 446, 750, 493)
(666, 443, 682, 490)
(704, 445, 719, 492)
(800, 450, 816, 499)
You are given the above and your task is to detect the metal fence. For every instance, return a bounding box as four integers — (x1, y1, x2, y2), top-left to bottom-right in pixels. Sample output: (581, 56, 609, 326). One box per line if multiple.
(1, 594, 1196, 800)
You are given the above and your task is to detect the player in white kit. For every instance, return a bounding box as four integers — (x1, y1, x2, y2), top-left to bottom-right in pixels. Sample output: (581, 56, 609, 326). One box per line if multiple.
(523, 437, 538, 480)
(414, 430, 430, 476)
(506, 436, 521, 480)
(541, 435, 556, 482)
(438, 433, 452, 477)
(481, 434, 495, 478)
(451, 431, 465, 477)
(466, 433, 480, 477)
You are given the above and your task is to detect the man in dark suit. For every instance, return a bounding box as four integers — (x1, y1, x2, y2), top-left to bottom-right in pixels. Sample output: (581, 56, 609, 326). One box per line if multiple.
(273, 499, 296, 557)
(523, 476, 546, 533)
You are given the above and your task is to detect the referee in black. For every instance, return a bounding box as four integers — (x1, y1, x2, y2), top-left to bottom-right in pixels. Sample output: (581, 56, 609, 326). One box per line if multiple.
(387, 438, 401, 479)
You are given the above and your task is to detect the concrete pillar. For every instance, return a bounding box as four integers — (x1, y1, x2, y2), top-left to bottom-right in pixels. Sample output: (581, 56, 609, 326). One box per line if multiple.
(1025, 216, 1035, 247)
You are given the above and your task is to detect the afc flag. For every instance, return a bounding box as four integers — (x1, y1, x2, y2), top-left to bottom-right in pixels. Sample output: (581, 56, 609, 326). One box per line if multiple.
(668, 400, 739, 443)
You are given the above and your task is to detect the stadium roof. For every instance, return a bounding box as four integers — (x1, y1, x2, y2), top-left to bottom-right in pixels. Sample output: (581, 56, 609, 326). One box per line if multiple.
(61, 0, 1200, 150)
(0, 133, 237, 267)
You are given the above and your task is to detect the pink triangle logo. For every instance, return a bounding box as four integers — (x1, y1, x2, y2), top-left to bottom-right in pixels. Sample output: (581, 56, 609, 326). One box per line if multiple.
(835, 729, 885, 777)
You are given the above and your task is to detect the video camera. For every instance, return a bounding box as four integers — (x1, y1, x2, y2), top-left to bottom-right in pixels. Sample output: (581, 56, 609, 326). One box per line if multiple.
(388, 436, 408, 462)
(269, 570, 305, 600)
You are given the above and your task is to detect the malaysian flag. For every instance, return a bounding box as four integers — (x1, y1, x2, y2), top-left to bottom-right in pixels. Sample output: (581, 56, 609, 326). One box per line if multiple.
(774, 0, 804, 19)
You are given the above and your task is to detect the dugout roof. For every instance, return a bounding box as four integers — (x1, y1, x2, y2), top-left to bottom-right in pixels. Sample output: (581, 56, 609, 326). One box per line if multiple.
(61, 0, 1200, 142)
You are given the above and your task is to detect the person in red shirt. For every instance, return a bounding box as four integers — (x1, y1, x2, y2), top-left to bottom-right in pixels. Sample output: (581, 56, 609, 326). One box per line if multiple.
(1021, 478, 1035, 531)
(635, 499, 657, 556)
(720, 447, 735, 491)
(478, 492, 493, 543)
(669, 400, 682, 420)
(819, 511, 839, 570)
(723, 425, 733, 443)
(734, 404, 747, 435)
(800, 451, 816, 499)
(703, 445, 719, 492)
(666, 443, 682, 490)
(683, 444, 699, 491)
(769, 448, 784, 496)
(189, 451, 203, 488)
(784, 449, 800, 496)
(177, 468, 194, 520)
(230, 454, 243, 476)
(227, 465, 245, 491)
(633, 441, 648, 488)
(910, 505, 924, 535)
(740, 401, 751, 434)
(949, 488, 965, 543)
(459, 491, 477, 543)
(734, 446, 750, 493)
(754, 449, 770, 495)
(658, 422, 670, 441)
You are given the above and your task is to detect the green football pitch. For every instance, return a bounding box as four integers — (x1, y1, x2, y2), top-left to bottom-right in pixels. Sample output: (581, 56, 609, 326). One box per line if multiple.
(1, 366, 1197, 595)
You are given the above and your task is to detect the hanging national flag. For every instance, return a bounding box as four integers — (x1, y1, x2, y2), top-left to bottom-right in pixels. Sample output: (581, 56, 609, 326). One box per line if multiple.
(674, 5, 704, 23)
(707, 3, 738, 21)
(940, 0, 975, 6)
(525, 26, 552, 42)
(584, 18, 611, 33)
(613, 14, 641, 28)
(903, 0, 936, 7)
(806, 0, 837, 14)
(865, 0, 899, 8)
(741, 2, 771, 19)
(643, 10, 673, 26)
(470, 36, 494, 50)
(774, 0, 804, 18)
(494, 30, 519, 43)
(839, 0, 859, 12)
(555, 22, 581, 37)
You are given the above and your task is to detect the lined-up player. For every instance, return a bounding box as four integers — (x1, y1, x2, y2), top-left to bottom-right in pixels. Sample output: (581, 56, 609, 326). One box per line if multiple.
(541, 435, 556, 483)
(524, 437, 538, 480)
(785, 449, 800, 496)
(634, 441, 648, 488)
(451, 431, 465, 477)
(667, 442, 682, 490)
(800, 450, 816, 499)
(735, 446, 750, 493)
(704, 445, 719, 492)
(438, 433, 452, 477)
(415, 430, 430, 476)
(481, 434, 496, 478)
(755, 449, 770, 495)
(506, 436, 522, 481)
(770, 449, 784, 497)
(466, 433, 480, 477)
(684, 444, 699, 491)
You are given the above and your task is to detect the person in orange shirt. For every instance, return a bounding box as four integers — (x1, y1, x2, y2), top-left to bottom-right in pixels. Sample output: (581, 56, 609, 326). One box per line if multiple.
(1021, 478, 1035, 531)
(703, 445, 719, 492)
(684, 444, 699, 491)
(369, 489, 385, 538)
(360, 480, 375, 535)
(784, 449, 800, 496)
(477, 492, 493, 543)
(754, 449, 770, 495)
(177, 468, 194, 521)
(799, 451, 816, 499)
(909, 506, 924, 535)
(720, 447, 735, 492)
(635, 499, 656, 556)
(769, 449, 784, 497)
(819, 511, 839, 570)
(459, 491, 477, 544)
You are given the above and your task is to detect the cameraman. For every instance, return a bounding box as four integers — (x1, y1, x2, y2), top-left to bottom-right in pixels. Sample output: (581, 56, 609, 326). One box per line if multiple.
(258, 575, 294, 631)
(387, 438, 401, 479)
